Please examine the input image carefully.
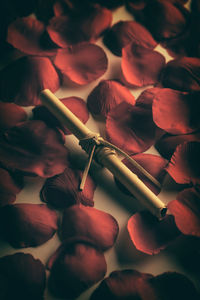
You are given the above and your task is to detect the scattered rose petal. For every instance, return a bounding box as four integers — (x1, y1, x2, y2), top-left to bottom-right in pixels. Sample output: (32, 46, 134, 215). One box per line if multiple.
(90, 0, 124, 9)
(7, 17, 57, 56)
(121, 43, 165, 88)
(0, 120, 69, 177)
(103, 20, 157, 56)
(53, 43, 108, 85)
(61, 205, 119, 250)
(87, 80, 135, 117)
(33, 96, 89, 134)
(41, 166, 96, 208)
(48, 241, 107, 299)
(0, 203, 58, 247)
(0, 252, 46, 300)
(168, 187, 200, 237)
(127, 211, 181, 255)
(166, 141, 200, 185)
(161, 57, 200, 92)
(0, 56, 60, 106)
(115, 153, 167, 196)
(0, 168, 24, 207)
(152, 89, 200, 134)
(0, 102, 27, 131)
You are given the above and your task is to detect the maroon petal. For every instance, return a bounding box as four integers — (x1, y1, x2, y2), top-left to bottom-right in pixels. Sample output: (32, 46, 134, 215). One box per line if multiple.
(7, 16, 57, 56)
(61, 205, 119, 250)
(0, 120, 69, 177)
(168, 187, 200, 237)
(0, 252, 46, 300)
(48, 241, 107, 299)
(41, 166, 96, 208)
(0, 203, 58, 248)
(115, 153, 167, 196)
(121, 43, 165, 88)
(166, 141, 200, 185)
(152, 89, 200, 134)
(90, 0, 124, 9)
(103, 20, 157, 56)
(127, 211, 181, 254)
(161, 57, 200, 92)
(0, 168, 24, 207)
(0, 102, 27, 130)
(54, 43, 108, 85)
(87, 80, 135, 117)
(0, 56, 60, 106)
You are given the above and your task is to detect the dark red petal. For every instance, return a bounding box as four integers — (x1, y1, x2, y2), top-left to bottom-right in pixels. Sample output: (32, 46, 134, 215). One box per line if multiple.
(0, 203, 58, 248)
(7, 16, 57, 56)
(155, 131, 200, 160)
(121, 43, 165, 88)
(87, 80, 135, 117)
(41, 166, 96, 208)
(90, 0, 124, 9)
(54, 43, 108, 85)
(115, 153, 167, 196)
(0, 102, 27, 130)
(127, 211, 181, 255)
(166, 141, 200, 185)
(48, 241, 107, 299)
(0, 168, 24, 207)
(0, 120, 69, 177)
(161, 57, 200, 92)
(0, 252, 46, 300)
(0, 56, 60, 106)
(35, 0, 56, 23)
(103, 20, 157, 56)
(152, 89, 200, 134)
(33, 96, 89, 134)
(168, 187, 200, 237)
(61, 205, 119, 250)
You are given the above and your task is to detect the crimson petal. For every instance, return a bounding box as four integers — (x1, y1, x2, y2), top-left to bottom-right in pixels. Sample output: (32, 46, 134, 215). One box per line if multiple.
(103, 20, 157, 56)
(0, 253, 46, 300)
(54, 43, 108, 85)
(87, 80, 135, 117)
(0, 120, 69, 177)
(7, 16, 57, 56)
(168, 187, 200, 237)
(166, 141, 200, 185)
(0, 56, 60, 106)
(0, 102, 27, 131)
(61, 205, 119, 250)
(121, 43, 165, 88)
(127, 211, 181, 255)
(0, 203, 58, 248)
(48, 241, 107, 299)
(41, 166, 96, 208)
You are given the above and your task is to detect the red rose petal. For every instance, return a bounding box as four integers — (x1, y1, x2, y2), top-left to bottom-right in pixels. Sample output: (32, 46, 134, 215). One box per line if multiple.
(152, 89, 200, 134)
(168, 187, 200, 237)
(61, 205, 119, 250)
(166, 141, 200, 185)
(87, 80, 135, 117)
(54, 43, 108, 85)
(115, 153, 167, 196)
(161, 57, 200, 92)
(0, 56, 60, 106)
(0, 252, 46, 300)
(48, 241, 107, 299)
(33, 96, 89, 134)
(0, 203, 58, 248)
(127, 211, 181, 255)
(7, 16, 57, 56)
(103, 20, 157, 56)
(0, 120, 69, 177)
(41, 166, 96, 208)
(121, 43, 165, 88)
(90, 0, 124, 9)
(0, 102, 27, 130)
(0, 168, 24, 207)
